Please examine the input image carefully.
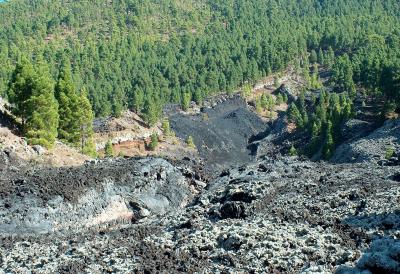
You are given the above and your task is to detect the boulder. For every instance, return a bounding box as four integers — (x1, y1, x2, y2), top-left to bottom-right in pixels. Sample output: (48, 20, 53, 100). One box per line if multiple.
(220, 201, 246, 219)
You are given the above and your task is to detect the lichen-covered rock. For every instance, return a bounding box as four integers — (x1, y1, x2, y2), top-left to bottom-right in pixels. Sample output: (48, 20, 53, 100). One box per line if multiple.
(1, 155, 399, 273)
(332, 119, 400, 163)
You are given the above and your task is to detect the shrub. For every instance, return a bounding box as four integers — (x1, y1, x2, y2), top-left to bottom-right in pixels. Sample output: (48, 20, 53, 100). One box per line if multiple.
(385, 146, 395, 160)
(289, 145, 298, 156)
(186, 136, 196, 149)
(104, 139, 114, 157)
(149, 133, 159, 151)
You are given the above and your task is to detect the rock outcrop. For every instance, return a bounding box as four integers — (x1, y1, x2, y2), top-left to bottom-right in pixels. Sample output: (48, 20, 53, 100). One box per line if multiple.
(0, 157, 194, 236)
(332, 119, 400, 164)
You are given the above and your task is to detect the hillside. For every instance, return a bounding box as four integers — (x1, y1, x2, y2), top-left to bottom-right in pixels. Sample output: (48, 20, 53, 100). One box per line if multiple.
(1, 0, 400, 273)
(0, 0, 399, 118)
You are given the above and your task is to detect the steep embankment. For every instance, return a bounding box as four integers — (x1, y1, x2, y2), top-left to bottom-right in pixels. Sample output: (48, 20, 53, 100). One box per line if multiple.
(169, 95, 269, 171)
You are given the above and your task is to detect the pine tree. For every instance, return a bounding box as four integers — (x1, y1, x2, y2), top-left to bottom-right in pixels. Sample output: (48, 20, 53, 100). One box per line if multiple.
(255, 98, 263, 114)
(143, 96, 158, 126)
(7, 58, 36, 126)
(308, 121, 321, 155)
(310, 64, 322, 89)
(112, 87, 124, 117)
(276, 94, 284, 105)
(181, 91, 191, 111)
(55, 62, 81, 145)
(241, 84, 252, 101)
(25, 64, 59, 148)
(325, 47, 335, 67)
(78, 89, 97, 157)
(132, 87, 145, 113)
(274, 77, 280, 88)
(104, 139, 114, 157)
(309, 50, 318, 64)
(318, 48, 324, 65)
(267, 94, 275, 110)
(323, 120, 334, 159)
(283, 94, 289, 103)
(288, 103, 303, 127)
(161, 118, 171, 136)
(261, 94, 268, 110)
(149, 133, 159, 151)
(332, 54, 356, 96)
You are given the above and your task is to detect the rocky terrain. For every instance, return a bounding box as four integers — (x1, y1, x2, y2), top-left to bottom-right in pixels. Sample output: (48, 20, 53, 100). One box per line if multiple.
(1, 92, 400, 273)
(0, 117, 399, 273)
(332, 118, 400, 164)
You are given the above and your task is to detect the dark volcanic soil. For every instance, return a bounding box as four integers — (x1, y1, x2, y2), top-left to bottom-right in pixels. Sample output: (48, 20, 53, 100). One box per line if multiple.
(168, 95, 269, 171)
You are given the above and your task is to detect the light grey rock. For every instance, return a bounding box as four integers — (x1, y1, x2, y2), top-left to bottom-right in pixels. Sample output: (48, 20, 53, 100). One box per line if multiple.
(1, 155, 399, 273)
(332, 119, 400, 163)
(32, 145, 46, 155)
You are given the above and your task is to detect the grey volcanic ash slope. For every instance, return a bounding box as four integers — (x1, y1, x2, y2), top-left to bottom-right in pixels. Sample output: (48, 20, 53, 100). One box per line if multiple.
(169, 96, 268, 170)
(1, 127, 400, 273)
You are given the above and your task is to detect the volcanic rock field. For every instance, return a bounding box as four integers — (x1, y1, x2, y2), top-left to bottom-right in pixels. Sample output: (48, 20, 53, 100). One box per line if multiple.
(0, 98, 400, 273)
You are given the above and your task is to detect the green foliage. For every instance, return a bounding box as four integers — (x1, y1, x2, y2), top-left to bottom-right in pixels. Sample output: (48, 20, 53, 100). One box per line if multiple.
(324, 47, 335, 67)
(290, 89, 354, 159)
(78, 89, 97, 157)
(317, 48, 324, 65)
(255, 93, 279, 115)
(289, 146, 298, 156)
(8, 60, 59, 148)
(241, 84, 252, 100)
(274, 77, 280, 88)
(55, 63, 96, 156)
(181, 92, 191, 111)
(385, 147, 395, 160)
(283, 94, 289, 104)
(310, 64, 322, 89)
(288, 103, 303, 127)
(56, 61, 81, 145)
(1, 0, 399, 121)
(308, 121, 322, 155)
(309, 50, 318, 64)
(7, 58, 36, 125)
(255, 99, 263, 114)
(381, 63, 400, 110)
(186, 136, 196, 149)
(143, 96, 159, 126)
(132, 88, 145, 114)
(323, 120, 334, 159)
(161, 118, 171, 136)
(332, 54, 356, 96)
(7, 59, 97, 153)
(276, 94, 284, 105)
(104, 139, 114, 157)
(149, 133, 159, 151)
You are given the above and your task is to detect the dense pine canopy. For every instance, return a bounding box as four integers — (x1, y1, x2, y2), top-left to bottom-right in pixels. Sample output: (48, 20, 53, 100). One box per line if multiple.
(0, 0, 399, 119)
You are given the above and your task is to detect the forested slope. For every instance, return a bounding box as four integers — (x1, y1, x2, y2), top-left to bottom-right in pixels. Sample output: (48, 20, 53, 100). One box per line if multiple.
(0, 0, 399, 117)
